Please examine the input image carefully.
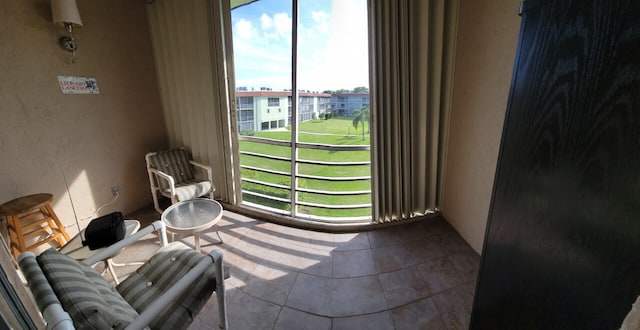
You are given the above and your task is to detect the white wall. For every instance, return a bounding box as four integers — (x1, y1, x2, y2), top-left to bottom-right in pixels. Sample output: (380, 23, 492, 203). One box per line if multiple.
(442, 0, 522, 253)
(0, 0, 167, 237)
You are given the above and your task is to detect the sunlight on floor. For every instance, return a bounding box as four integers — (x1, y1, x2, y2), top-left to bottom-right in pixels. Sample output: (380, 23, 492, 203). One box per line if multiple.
(118, 206, 479, 329)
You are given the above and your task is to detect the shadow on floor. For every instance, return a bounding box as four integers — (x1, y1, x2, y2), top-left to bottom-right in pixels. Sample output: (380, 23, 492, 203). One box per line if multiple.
(120, 205, 479, 330)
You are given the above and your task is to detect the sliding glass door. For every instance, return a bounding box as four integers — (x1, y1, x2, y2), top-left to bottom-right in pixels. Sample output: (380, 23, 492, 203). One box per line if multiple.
(231, 0, 371, 223)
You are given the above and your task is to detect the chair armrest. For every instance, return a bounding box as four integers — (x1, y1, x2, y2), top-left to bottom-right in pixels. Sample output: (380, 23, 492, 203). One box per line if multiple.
(43, 304, 75, 330)
(148, 168, 177, 196)
(82, 221, 168, 266)
(189, 160, 213, 182)
(125, 249, 227, 330)
(18, 252, 75, 330)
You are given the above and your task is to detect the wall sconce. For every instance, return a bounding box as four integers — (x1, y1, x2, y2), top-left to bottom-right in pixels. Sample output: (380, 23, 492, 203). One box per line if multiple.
(51, 0, 83, 63)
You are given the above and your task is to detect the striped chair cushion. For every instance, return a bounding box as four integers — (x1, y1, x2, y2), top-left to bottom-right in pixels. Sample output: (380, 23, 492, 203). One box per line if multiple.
(116, 243, 217, 330)
(148, 148, 196, 190)
(18, 254, 61, 313)
(172, 180, 213, 201)
(37, 249, 139, 329)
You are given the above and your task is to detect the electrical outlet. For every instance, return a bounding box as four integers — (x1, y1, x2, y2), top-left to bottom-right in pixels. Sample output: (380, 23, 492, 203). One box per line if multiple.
(111, 186, 120, 197)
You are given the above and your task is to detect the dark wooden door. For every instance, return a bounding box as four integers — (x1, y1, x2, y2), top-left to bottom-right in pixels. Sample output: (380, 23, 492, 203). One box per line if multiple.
(471, 0, 640, 328)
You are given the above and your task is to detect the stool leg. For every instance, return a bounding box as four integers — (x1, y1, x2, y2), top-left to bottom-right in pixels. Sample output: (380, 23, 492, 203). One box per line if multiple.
(40, 206, 65, 247)
(6, 215, 25, 259)
(43, 203, 71, 245)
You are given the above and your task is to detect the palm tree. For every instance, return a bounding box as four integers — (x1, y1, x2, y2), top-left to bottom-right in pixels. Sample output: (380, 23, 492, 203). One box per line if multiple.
(351, 106, 370, 141)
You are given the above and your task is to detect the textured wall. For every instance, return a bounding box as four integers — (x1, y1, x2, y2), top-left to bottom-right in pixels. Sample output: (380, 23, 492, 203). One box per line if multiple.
(146, 0, 235, 203)
(442, 0, 521, 253)
(0, 0, 167, 236)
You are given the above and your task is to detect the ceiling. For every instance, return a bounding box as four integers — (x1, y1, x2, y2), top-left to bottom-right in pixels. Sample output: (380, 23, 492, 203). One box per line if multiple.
(230, 0, 258, 9)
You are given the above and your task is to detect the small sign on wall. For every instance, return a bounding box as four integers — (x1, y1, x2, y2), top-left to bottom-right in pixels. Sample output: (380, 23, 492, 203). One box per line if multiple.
(57, 76, 100, 94)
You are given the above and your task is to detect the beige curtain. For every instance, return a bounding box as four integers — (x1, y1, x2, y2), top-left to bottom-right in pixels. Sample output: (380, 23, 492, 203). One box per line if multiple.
(146, 0, 239, 203)
(369, 0, 459, 223)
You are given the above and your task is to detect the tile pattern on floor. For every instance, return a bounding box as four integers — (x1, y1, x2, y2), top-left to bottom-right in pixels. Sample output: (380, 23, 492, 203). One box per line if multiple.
(121, 207, 479, 330)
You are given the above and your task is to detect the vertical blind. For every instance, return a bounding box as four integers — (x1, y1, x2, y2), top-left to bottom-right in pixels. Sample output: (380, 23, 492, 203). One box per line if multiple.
(146, 0, 238, 203)
(369, 0, 459, 223)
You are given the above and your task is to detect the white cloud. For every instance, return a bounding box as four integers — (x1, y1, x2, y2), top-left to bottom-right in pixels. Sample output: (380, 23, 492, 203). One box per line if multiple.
(311, 11, 329, 34)
(234, 19, 254, 40)
(260, 13, 272, 30)
(273, 13, 292, 42)
(317, 0, 369, 90)
(231, 0, 368, 91)
(257, 12, 292, 44)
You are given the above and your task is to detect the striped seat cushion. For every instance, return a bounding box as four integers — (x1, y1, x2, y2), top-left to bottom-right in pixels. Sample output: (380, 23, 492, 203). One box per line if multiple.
(148, 148, 196, 190)
(18, 254, 61, 313)
(36, 249, 139, 329)
(170, 180, 213, 201)
(116, 243, 217, 330)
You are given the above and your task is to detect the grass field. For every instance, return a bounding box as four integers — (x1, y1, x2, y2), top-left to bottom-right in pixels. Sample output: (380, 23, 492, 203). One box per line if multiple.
(239, 117, 372, 218)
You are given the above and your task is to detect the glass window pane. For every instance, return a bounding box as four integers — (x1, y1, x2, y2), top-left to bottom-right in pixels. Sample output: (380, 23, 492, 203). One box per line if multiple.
(232, 0, 371, 221)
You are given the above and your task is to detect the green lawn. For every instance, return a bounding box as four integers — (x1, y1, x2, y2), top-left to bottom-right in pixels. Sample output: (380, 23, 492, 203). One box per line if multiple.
(297, 117, 369, 136)
(249, 117, 370, 145)
(239, 117, 372, 219)
(300, 149, 370, 162)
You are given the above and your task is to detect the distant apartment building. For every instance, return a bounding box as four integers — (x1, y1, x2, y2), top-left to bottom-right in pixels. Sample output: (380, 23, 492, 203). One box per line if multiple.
(235, 89, 331, 132)
(329, 92, 370, 116)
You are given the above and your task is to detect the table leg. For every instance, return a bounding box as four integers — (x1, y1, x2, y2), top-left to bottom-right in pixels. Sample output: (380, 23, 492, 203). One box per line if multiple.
(194, 233, 200, 252)
(106, 259, 120, 285)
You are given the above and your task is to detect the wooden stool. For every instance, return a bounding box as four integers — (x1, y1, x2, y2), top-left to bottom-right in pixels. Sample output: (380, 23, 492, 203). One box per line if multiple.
(0, 193, 71, 259)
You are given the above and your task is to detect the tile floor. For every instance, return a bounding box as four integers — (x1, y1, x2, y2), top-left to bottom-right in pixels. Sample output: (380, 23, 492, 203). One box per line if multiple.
(118, 206, 480, 330)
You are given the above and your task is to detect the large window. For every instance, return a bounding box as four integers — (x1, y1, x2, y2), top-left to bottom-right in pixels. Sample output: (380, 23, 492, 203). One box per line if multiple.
(146, 0, 456, 226)
(232, 0, 371, 223)
(268, 97, 280, 106)
(236, 96, 255, 132)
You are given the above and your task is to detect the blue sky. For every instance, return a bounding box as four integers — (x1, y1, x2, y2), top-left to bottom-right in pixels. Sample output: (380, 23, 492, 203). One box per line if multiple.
(231, 0, 369, 92)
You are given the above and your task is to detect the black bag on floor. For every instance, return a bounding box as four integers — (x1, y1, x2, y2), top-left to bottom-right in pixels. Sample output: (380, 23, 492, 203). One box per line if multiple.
(82, 211, 126, 250)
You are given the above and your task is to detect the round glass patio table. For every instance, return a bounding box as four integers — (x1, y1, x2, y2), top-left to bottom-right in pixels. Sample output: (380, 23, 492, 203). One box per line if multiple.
(161, 198, 224, 252)
(59, 220, 140, 284)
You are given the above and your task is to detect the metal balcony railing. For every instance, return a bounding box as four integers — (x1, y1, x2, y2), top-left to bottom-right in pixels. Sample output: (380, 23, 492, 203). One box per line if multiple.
(238, 135, 372, 224)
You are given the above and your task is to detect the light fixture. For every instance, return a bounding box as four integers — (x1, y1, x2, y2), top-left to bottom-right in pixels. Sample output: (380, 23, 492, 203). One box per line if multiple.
(51, 0, 83, 63)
